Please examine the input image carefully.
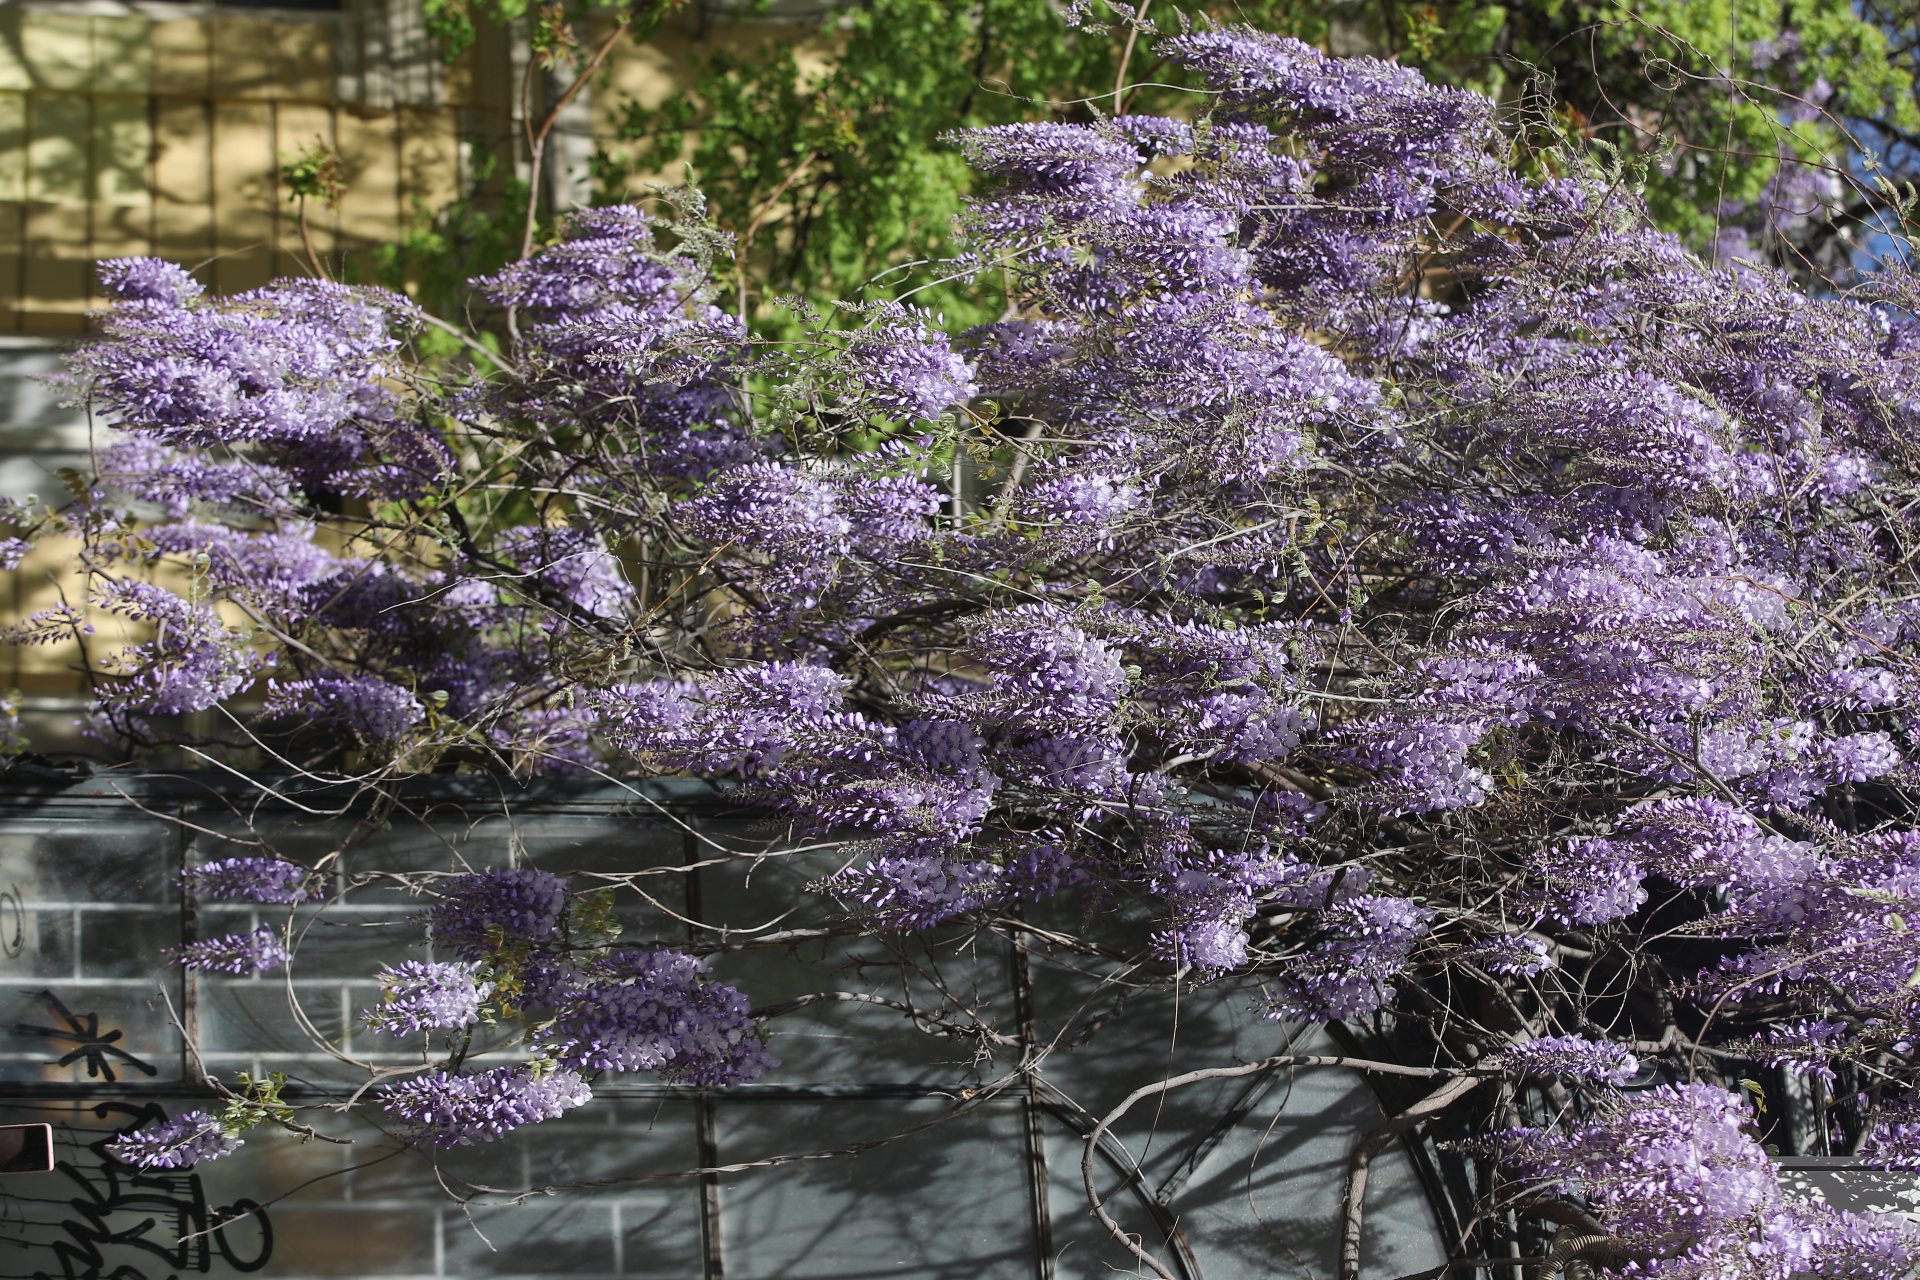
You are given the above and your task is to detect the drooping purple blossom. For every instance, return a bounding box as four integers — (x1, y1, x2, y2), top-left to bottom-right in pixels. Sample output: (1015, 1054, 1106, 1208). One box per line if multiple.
(89, 579, 270, 715)
(167, 926, 289, 974)
(184, 857, 313, 904)
(679, 463, 941, 588)
(1483, 1084, 1920, 1274)
(542, 950, 776, 1086)
(1525, 837, 1648, 926)
(98, 436, 292, 518)
(260, 676, 425, 744)
(425, 869, 569, 961)
(1488, 1035, 1639, 1083)
(598, 670, 1001, 857)
(470, 203, 752, 483)
(363, 961, 494, 1035)
(107, 1111, 239, 1169)
(70, 267, 421, 454)
(1454, 934, 1552, 976)
(829, 304, 978, 420)
(827, 853, 1006, 930)
(380, 1064, 592, 1147)
(1337, 716, 1493, 815)
(1019, 470, 1141, 530)
(964, 606, 1129, 726)
(140, 522, 342, 610)
(828, 841, 1079, 931)
(1863, 1104, 1920, 1171)
(1760, 1018, 1852, 1085)
(96, 257, 204, 307)
(1264, 895, 1435, 1020)
(45, 26, 1920, 1263)
(495, 526, 634, 618)
(1140, 844, 1299, 973)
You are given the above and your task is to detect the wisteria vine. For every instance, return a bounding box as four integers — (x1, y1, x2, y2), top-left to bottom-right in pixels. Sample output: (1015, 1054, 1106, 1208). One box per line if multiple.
(17, 18, 1920, 1278)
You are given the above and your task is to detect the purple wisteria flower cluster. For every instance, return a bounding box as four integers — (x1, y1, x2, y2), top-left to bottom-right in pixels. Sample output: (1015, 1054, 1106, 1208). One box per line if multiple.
(1484, 1085, 1918, 1276)
(167, 926, 288, 975)
(1485, 1035, 1640, 1084)
(539, 949, 776, 1086)
(381, 1064, 592, 1148)
(29, 18, 1920, 1274)
(363, 961, 493, 1035)
(106, 1110, 241, 1170)
(362, 867, 776, 1142)
(425, 868, 569, 959)
(183, 857, 314, 904)
(147, 856, 779, 1158)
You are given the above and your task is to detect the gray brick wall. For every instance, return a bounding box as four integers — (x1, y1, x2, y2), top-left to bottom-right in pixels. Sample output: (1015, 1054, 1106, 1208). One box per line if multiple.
(0, 779, 1451, 1280)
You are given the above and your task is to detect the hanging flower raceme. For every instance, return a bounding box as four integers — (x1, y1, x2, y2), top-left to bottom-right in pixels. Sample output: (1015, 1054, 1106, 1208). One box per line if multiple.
(167, 926, 289, 975)
(69, 266, 423, 457)
(183, 857, 314, 904)
(260, 675, 427, 746)
(1485, 1035, 1639, 1084)
(381, 1064, 592, 1148)
(1481, 1085, 1918, 1276)
(107, 1111, 241, 1170)
(424, 869, 569, 961)
(86, 579, 271, 718)
(540, 950, 776, 1086)
(363, 961, 494, 1035)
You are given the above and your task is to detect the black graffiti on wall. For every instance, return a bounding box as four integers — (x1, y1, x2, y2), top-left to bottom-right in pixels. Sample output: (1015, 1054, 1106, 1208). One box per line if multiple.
(25, 1102, 272, 1280)
(0, 1001, 272, 1280)
(13, 992, 158, 1084)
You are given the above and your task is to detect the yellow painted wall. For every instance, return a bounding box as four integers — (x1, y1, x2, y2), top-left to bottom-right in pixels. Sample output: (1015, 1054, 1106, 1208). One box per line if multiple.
(0, 3, 830, 718)
(0, 4, 843, 331)
(0, 4, 511, 710)
(0, 5, 519, 330)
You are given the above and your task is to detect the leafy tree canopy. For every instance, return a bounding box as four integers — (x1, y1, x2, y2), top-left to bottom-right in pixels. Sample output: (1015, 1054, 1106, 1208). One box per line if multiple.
(586, 0, 1920, 325)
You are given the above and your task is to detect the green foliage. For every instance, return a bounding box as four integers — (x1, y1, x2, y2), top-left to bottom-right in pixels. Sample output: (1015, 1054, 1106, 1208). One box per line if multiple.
(567, 886, 624, 950)
(1383, 0, 1919, 255)
(380, 0, 1916, 324)
(279, 140, 347, 210)
(422, 0, 509, 63)
(423, 0, 683, 62)
(596, 1, 1328, 331)
(219, 1070, 294, 1137)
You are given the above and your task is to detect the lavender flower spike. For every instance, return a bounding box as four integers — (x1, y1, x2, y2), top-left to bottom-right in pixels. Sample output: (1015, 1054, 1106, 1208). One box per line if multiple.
(363, 961, 493, 1035)
(168, 926, 289, 974)
(95, 257, 203, 308)
(183, 857, 314, 904)
(107, 1111, 240, 1169)
(541, 950, 777, 1086)
(425, 868, 569, 961)
(260, 676, 426, 746)
(1455, 934, 1552, 976)
(381, 1064, 592, 1147)
(1489, 1035, 1640, 1084)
